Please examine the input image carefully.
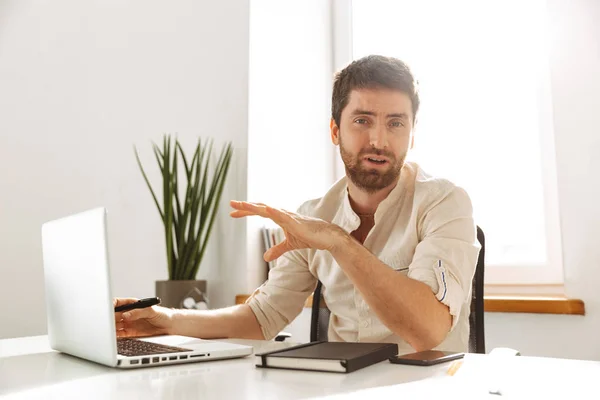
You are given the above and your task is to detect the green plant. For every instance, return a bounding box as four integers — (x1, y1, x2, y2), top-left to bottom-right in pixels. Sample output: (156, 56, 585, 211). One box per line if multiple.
(134, 134, 234, 280)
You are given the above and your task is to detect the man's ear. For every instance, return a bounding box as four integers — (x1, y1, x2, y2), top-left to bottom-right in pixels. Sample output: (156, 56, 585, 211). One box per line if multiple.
(330, 118, 340, 145)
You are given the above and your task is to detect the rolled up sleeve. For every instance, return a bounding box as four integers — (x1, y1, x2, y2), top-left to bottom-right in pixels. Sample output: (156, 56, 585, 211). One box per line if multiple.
(246, 248, 317, 340)
(407, 186, 480, 331)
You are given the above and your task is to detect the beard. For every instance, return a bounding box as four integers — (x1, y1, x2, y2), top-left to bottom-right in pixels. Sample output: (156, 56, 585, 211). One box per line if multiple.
(339, 135, 405, 194)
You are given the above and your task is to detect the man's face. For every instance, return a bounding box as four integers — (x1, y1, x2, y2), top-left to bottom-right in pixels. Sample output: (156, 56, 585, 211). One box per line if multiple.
(331, 88, 414, 193)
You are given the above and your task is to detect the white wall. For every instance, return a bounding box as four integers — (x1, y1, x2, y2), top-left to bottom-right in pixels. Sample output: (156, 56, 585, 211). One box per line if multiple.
(246, 0, 335, 290)
(0, 0, 249, 339)
(484, 0, 600, 361)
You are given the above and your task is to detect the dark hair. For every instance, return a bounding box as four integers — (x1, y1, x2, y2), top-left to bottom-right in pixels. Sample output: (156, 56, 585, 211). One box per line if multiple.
(331, 55, 420, 127)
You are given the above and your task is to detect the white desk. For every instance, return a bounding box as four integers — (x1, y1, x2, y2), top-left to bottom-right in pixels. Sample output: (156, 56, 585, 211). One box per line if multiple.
(1, 336, 599, 399)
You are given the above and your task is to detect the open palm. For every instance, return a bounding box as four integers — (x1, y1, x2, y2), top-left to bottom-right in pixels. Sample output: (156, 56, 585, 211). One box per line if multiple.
(229, 201, 344, 261)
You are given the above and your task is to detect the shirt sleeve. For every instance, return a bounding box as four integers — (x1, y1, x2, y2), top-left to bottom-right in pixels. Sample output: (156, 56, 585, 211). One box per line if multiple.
(245, 247, 317, 340)
(406, 185, 480, 331)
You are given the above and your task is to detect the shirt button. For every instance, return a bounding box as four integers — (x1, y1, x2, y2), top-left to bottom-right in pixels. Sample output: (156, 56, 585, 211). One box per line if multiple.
(362, 320, 369, 328)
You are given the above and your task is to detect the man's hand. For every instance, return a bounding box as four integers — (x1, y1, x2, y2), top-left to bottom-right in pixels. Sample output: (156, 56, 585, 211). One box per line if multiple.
(114, 298, 174, 338)
(229, 200, 347, 262)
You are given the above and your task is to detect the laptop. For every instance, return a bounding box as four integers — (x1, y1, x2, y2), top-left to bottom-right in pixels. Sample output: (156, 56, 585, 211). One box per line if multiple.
(40, 207, 253, 368)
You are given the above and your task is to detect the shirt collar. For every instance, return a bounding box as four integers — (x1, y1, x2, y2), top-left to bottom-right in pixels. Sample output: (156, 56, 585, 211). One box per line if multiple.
(339, 165, 409, 229)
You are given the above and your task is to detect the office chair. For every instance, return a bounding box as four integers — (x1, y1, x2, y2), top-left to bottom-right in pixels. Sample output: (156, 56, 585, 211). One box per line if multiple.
(310, 226, 486, 353)
(310, 279, 330, 342)
(469, 226, 486, 353)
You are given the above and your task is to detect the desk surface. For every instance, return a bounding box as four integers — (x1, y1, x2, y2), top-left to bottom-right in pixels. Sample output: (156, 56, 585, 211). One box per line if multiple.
(1, 336, 599, 399)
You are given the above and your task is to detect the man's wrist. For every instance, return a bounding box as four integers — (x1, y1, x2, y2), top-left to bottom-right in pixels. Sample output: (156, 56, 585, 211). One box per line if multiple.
(166, 307, 183, 336)
(328, 225, 355, 257)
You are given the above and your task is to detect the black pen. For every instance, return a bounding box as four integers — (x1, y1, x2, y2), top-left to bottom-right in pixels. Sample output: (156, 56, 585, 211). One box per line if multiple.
(114, 297, 161, 313)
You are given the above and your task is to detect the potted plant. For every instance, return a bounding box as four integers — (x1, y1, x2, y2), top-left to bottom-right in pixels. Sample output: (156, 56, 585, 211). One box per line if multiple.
(135, 134, 233, 308)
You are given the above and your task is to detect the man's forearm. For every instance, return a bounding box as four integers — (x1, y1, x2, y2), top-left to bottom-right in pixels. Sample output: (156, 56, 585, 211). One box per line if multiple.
(330, 231, 451, 351)
(169, 304, 265, 340)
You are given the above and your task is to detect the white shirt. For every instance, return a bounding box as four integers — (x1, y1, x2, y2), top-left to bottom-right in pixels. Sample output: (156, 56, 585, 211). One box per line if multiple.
(247, 161, 480, 353)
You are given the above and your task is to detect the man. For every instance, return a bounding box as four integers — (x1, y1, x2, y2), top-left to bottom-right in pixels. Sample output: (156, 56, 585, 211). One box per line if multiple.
(115, 55, 480, 353)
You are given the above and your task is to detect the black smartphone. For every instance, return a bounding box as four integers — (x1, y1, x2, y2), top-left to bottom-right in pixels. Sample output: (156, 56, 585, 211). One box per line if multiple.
(389, 350, 464, 366)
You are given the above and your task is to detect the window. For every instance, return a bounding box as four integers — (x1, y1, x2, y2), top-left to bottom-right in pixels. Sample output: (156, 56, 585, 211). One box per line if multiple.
(335, 0, 563, 285)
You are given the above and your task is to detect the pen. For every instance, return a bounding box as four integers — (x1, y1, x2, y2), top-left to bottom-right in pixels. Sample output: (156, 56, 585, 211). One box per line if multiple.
(114, 297, 161, 313)
(446, 360, 463, 376)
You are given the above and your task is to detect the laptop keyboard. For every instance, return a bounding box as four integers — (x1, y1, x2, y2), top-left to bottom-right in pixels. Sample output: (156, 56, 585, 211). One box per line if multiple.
(117, 338, 192, 357)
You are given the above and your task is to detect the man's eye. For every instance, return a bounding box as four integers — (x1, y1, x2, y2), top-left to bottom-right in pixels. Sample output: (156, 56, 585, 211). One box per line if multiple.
(390, 121, 404, 128)
(354, 118, 368, 125)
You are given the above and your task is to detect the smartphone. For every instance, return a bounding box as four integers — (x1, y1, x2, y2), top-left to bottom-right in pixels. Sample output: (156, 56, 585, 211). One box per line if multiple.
(389, 350, 464, 366)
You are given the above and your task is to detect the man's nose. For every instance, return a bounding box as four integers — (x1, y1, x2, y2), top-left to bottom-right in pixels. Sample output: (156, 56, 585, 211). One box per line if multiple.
(369, 124, 388, 149)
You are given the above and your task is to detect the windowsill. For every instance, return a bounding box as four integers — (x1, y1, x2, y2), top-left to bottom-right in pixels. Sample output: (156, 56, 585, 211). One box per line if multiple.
(236, 291, 586, 315)
(484, 284, 585, 315)
(484, 295, 585, 315)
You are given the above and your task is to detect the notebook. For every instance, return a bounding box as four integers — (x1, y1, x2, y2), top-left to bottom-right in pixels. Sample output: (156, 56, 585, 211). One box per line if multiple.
(255, 341, 399, 373)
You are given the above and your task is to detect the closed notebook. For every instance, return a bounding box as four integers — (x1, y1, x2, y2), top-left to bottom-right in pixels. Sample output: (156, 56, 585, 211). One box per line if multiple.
(255, 341, 399, 373)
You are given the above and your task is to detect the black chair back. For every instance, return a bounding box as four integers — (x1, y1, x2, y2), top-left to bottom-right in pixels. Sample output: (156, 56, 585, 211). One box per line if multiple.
(310, 280, 330, 342)
(469, 226, 486, 353)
